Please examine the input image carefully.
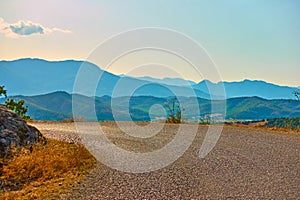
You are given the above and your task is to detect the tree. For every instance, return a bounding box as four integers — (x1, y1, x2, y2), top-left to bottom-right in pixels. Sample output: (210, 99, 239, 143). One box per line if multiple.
(0, 85, 7, 98)
(0, 85, 30, 120)
(165, 97, 183, 124)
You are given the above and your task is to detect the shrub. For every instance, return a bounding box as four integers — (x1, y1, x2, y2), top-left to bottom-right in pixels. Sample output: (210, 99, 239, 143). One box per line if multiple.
(165, 98, 182, 124)
(264, 117, 300, 131)
(0, 85, 30, 120)
(4, 99, 30, 120)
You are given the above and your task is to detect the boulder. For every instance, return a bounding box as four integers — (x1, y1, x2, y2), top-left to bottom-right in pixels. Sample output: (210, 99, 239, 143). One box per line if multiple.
(0, 104, 45, 157)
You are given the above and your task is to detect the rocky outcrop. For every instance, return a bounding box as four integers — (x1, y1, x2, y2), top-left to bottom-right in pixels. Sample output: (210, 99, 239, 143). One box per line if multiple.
(0, 104, 45, 157)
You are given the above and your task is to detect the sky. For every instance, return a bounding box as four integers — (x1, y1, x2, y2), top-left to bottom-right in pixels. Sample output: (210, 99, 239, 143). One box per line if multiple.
(0, 0, 299, 86)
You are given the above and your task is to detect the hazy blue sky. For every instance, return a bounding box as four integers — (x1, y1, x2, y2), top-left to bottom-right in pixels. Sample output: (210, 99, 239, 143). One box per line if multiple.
(0, 0, 299, 86)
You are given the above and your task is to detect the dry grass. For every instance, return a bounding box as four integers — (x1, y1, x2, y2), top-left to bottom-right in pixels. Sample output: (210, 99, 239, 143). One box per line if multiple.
(260, 126, 300, 134)
(0, 139, 96, 200)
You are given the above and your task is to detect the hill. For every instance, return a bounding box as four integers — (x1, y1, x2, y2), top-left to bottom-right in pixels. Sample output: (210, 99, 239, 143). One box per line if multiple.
(1, 91, 300, 121)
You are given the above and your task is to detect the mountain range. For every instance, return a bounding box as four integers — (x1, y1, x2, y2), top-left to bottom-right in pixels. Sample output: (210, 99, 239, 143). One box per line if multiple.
(0, 58, 299, 100)
(193, 80, 300, 100)
(0, 58, 209, 98)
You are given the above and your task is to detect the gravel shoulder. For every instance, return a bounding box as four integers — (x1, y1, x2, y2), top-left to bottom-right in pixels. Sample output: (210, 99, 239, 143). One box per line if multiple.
(30, 122, 300, 199)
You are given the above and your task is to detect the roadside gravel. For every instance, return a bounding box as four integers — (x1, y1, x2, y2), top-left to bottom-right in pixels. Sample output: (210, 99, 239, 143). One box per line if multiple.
(30, 122, 300, 199)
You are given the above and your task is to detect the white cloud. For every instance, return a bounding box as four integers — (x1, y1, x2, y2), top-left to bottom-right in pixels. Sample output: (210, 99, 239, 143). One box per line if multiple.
(0, 17, 71, 38)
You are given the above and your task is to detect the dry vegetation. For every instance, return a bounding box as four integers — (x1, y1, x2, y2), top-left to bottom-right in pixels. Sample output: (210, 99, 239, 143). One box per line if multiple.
(0, 139, 96, 200)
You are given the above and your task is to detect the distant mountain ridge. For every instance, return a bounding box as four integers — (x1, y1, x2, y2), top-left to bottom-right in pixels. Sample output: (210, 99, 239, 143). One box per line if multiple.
(194, 79, 300, 100)
(0, 58, 210, 98)
(0, 58, 299, 100)
(133, 76, 196, 86)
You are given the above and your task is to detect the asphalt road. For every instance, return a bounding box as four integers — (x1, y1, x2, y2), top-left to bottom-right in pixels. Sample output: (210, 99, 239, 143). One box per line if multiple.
(32, 122, 300, 199)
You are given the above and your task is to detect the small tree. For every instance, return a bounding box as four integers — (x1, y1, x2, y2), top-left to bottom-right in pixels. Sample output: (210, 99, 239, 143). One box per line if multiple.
(165, 97, 183, 124)
(0, 85, 30, 120)
(0, 85, 7, 98)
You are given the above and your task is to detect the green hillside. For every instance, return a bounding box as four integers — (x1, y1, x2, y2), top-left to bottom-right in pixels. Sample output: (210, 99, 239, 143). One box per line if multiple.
(2, 92, 300, 121)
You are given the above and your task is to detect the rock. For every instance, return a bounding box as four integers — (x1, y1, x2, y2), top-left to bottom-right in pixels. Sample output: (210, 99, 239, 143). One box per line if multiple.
(0, 104, 45, 157)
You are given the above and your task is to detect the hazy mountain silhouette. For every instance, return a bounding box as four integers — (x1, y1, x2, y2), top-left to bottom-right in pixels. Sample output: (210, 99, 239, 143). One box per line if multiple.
(134, 76, 196, 86)
(193, 79, 300, 99)
(0, 58, 209, 98)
